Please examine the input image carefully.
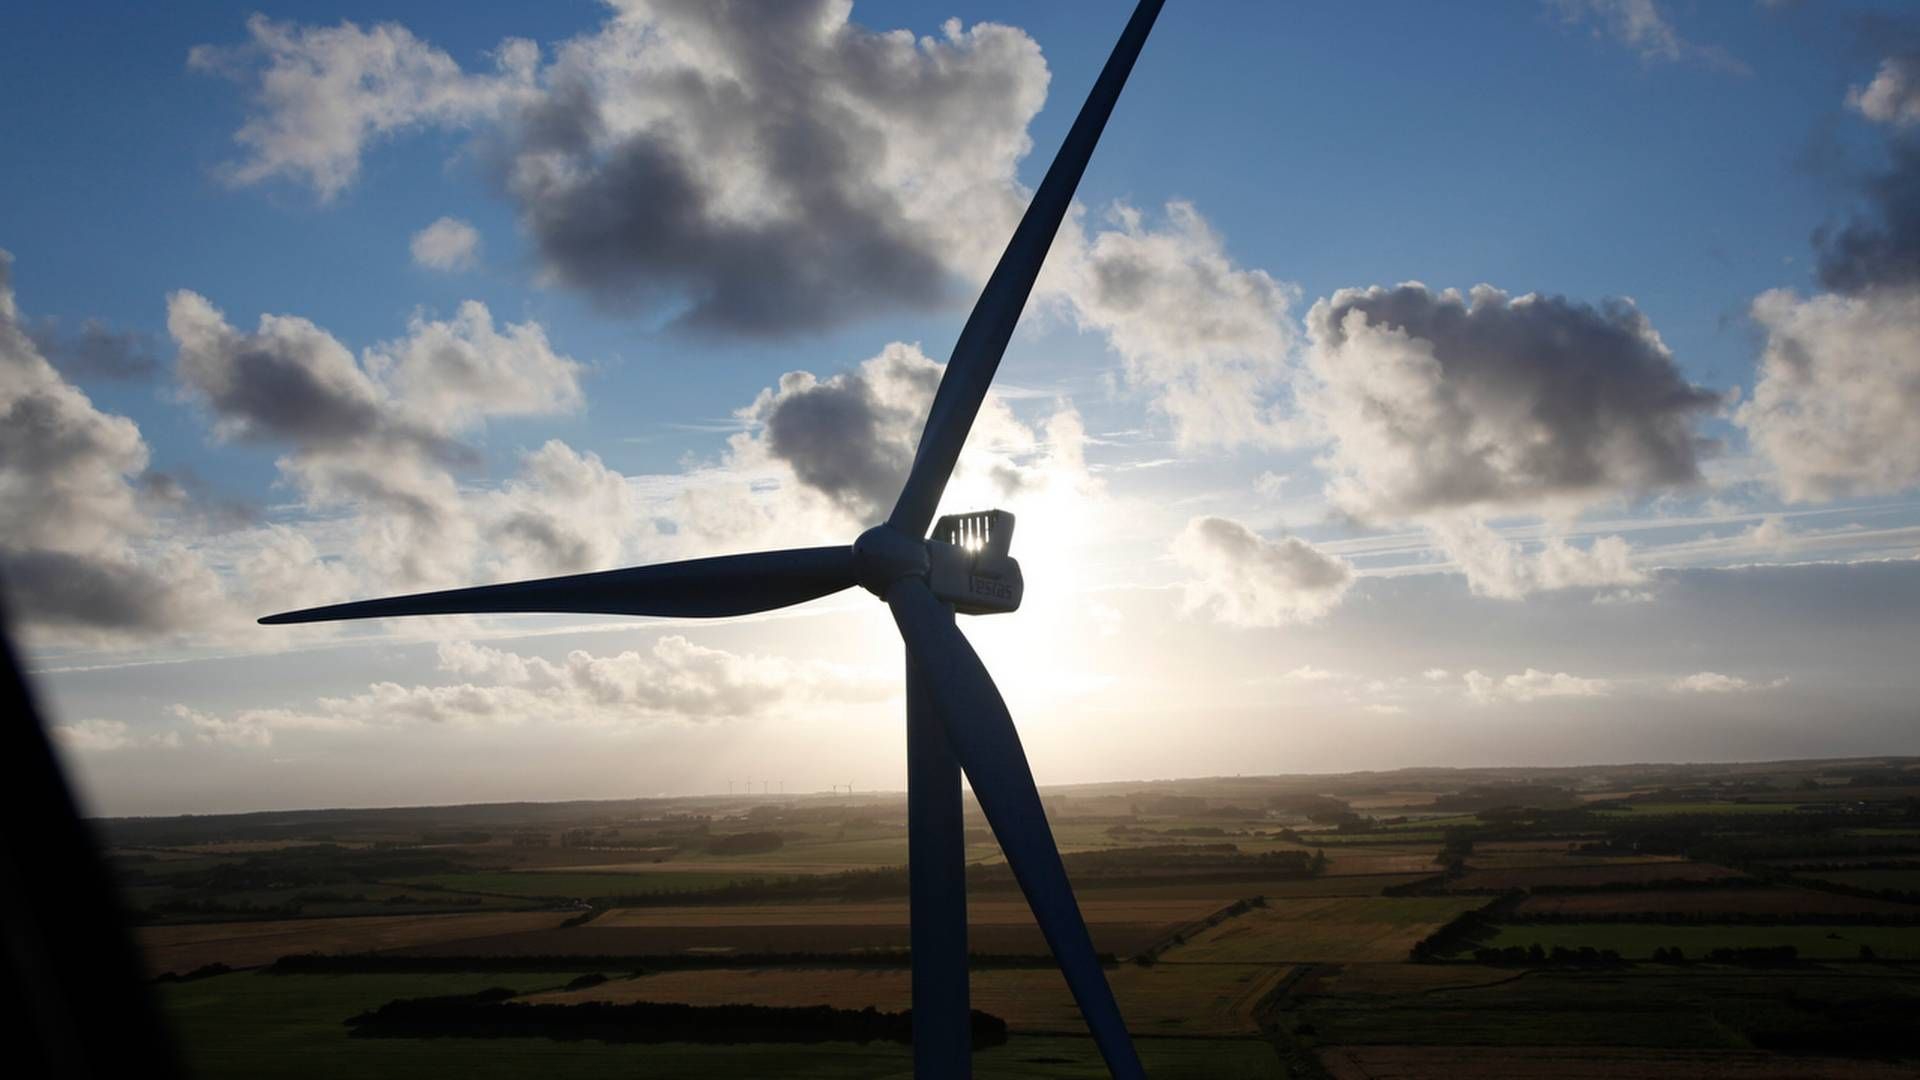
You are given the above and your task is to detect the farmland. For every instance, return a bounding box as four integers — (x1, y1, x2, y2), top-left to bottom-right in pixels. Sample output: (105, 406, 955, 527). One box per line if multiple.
(86, 755, 1920, 1074)
(1483, 922, 1920, 959)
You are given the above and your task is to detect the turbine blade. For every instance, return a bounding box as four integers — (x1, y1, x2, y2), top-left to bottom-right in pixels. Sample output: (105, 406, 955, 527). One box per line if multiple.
(888, 0, 1166, 538)
(885, 577, 1144, 1078)
(260, 546, 855, 625)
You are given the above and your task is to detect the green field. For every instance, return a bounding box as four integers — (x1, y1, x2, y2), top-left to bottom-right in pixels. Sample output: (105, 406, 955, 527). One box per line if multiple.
(1592, 802, 1823, 817)
(1162, 896, 1483, 963)
(1483, 923, 1920, 959)
(1290, 970, 1920, 1051)
(399, 870, 786, 899)
(1804, 869, 1920, 893)
(160, 972, 1280, 1079)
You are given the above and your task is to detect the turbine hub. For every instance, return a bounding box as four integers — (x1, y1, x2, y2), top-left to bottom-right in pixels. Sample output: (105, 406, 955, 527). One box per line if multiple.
(852, 524, 930, 598)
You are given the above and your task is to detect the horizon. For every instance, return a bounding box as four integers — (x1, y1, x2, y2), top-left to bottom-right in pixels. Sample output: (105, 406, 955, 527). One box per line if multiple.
(86, 750, 1920, 822)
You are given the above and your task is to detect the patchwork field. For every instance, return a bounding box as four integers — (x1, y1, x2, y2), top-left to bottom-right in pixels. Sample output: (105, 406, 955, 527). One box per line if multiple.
(1319, 1045, 1920, 1079)
(528, 962, 1290, 1038)
(1482, 922, 1920, 959)
(1289, 970, 1920, 1050)
(1161, 896, 1484, 963)
(1446, 861, 1744, 892)
(1512, 887, 1920, 918)
(390, 896, 1227, 959)
(137, 911, 576, 976)
(160, 971, 1280, 1079)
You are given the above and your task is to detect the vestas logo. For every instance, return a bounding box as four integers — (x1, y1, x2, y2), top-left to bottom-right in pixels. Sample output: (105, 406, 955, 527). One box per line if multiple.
(969, 576, 1013, 601)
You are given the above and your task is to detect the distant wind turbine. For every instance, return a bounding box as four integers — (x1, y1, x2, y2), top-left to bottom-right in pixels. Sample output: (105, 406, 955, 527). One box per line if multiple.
(262, 2, 1165, 1074)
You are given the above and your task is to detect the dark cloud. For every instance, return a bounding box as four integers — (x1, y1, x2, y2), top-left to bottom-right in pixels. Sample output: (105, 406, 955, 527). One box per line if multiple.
(749, 345, 939, 518)
(0, 252, 217, 641)
(510, 110, 952, 335)
(0, 549, 192, 635)
(29, 318, 161, 380)
(1305, 283, 1720, 520)
(1816, 140, 1920, 294)
(489, 0, 1045, 335)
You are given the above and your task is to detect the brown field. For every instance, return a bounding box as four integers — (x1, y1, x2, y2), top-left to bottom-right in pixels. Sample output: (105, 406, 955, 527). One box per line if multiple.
(136, 910, 575, 976)
(527, 962, 1289, 1036)
(1316, 847, 1449, 877)
(1513, 887, 1920, 918)
(389, 897, 1224, 959)
(1294, 963, 1521, 997)
(1160, 896, 1484, 964)
(1465, 846, 1684, 871)
(1447, 861, 1742, 892)
(1320, 1045, 1920, 1079)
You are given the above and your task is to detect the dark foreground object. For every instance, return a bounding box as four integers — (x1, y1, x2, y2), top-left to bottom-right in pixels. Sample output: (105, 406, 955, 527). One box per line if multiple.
(347, 988, 1009, 1050)
(0, 600, 182, 1076)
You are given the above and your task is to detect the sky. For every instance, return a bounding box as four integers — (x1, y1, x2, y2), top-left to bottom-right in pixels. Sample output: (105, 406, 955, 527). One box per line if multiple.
(4, 0, 1919, 817)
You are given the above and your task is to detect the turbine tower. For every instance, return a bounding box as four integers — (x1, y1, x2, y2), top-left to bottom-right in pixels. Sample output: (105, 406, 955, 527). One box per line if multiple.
(260, 3, 1165, 1073)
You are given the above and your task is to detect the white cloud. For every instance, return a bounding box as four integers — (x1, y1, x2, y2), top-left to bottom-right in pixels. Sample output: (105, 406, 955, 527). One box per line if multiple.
(0, 252, 227, 644)
(1465, 667, 1612, 704)
(1298, 283, 1711, 598)
(410, 216, 481, 271)
(173, 636, 894, 748)
(190, 16, 538, 200)
(1738, 287, 1920, 502)
(1063, 201, 1297, 447)
(1545, 1, 1742, 72)
(1429, 516, 1645, 600)
(1170, 515, 1353, 627)
(1849, 56, 1920, 128)
(167, 290, 586, 589)
(1671, 671, 1786, 694)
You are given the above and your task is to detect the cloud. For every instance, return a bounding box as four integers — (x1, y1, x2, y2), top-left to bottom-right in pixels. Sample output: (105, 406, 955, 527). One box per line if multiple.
(410, 216, 481, 271)
(1465, 667, 1612, 704)
(1428, 517, 1645, 600)
(714, 341, 1076, 533)
(1303, 283, 1717, 522)
(1814, 141, 1920, 295)
(483, 440, 637, 576)
(167, 291, 583, 587)
(499, 1, 1049, 333)
(1545, 1, 1743, 72)
(1170, 515, 1353, 627)
(1671, 671, 1785, 693)
(1549, 0, 1683, 62)
(27, 318, 160, 380)
(1737, 287, 1920, 501)
(174, 636, 893, 748)
(0, 251, 223, 643)
(1850, 55, 1920, 128)
(1064, 201, 1297, 447)
(53, 718, 178, 752)
(190, 15, 538, 200)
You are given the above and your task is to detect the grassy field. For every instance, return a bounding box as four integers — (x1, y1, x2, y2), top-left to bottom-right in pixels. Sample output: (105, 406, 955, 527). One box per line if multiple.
(392, 897, 1223, 959)
(137, 911, 576, 975)
(1482, 922, 1920, 959)
(1801, 869, 1920, 893)
(1162, 897, 1484, 964)
(160, 971, 1280, 1079)
(1290, 969, 1920, 1056)
(398, 870, 782, 898)
(1318, 1045, 1920, 1079)
(1446, 861, 1742, 892)
(529, 962, 1290, 1038)
(1592, 802, 1825, 817)
(1512, 887, 1920, 918)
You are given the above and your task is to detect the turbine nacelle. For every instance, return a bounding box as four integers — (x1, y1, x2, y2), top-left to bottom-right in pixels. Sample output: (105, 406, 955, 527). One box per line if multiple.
(851, 510, 1022, 616)
(929, 510, 1022, 616)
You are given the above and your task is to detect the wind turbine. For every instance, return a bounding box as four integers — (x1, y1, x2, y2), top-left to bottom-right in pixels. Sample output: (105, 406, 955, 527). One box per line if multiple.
(261, 2, 1165, 1074)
